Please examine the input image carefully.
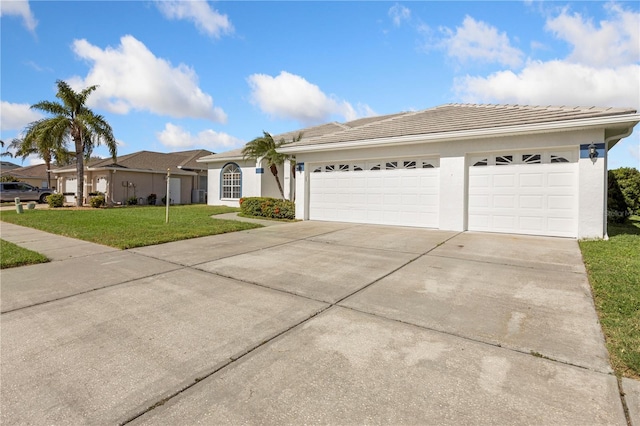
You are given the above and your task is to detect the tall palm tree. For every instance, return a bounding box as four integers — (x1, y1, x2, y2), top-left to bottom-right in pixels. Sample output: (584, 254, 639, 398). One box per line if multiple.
(25, 80, 117, 206)
(242, 131, 302, 199)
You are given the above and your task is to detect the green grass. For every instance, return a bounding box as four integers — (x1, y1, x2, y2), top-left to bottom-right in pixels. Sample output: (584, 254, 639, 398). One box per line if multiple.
(579, 216, 640, 379)
(0, 205, 261, 249)
(1, 239, 49, 269)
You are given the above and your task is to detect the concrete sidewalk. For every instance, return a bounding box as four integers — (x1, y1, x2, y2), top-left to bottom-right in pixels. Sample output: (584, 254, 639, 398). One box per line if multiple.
(1, 220, 637, 425)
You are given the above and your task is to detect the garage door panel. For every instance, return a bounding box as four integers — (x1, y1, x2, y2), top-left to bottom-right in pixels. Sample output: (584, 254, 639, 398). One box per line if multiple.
(548, 217, 575, 232)
(310, 159, 440, 228)
(494, 195, 516, 208)
(470, 174, 490, 188)
(468, 155, 577, 237)
(403, 176, 419, 187)
(548, 172, 575, 187)
(519, 173, 544, 187)
(468, 194, 489, 208)
(492, 215, 516, 229)
(519, 195, 543, 209)
(548, 195, 574, 210)
(493, 174, 516, 187)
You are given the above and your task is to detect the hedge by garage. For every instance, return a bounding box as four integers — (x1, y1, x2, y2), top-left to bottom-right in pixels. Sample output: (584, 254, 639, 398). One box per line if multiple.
(239, 197, 295, 220)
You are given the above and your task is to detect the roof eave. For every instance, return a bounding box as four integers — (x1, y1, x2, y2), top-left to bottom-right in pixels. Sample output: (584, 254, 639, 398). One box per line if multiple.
(197, 155, 245, 163)
(52, 166, 197, 176)
(278, 114, 640, 154)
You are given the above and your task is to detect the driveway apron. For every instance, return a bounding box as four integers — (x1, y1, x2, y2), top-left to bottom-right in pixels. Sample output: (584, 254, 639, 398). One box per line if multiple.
(0, 221, 628, 425)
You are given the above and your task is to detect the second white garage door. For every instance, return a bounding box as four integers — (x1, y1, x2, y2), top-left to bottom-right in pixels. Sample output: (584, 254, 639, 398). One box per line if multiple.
(309, 158, 439, 227)
(468, 150, 578, 237)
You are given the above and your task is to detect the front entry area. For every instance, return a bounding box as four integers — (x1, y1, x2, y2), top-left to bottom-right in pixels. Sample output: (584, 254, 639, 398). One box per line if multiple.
(309, 158, 440, 228)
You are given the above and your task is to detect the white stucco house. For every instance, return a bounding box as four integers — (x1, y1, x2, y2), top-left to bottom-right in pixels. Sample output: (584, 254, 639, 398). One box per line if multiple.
(199, 104, 639, 239)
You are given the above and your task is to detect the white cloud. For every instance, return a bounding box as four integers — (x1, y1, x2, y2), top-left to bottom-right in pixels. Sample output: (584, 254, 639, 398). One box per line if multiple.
(27, 155, 45, 166)
(453, 4, 640, 110)
(0, 0, 37, 33)
(247, 71, 374, 125)
(389, 4, 411, 27)
(157, 123, 243, 151)
(455, 61, 640, 108)
(440, 16, 524, 68)
(69, 35, 226, 123)
(545, 3, 639, 67)
(155, 0, 233, 38)
(0, 101, 43, 131)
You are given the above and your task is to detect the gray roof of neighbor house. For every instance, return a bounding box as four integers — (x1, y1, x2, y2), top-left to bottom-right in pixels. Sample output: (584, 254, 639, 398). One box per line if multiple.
(52, 149, 214, 174)
(279, 104, 639, 152)
(1, 161, 21, 171)
(0, 163, 50, 179)
(197, 112, 406, 163)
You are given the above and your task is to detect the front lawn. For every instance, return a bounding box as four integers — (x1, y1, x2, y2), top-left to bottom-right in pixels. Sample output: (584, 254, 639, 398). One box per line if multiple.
(1, 239, 49, 269)
(0, 205, 261, 249)
(580, 216, 640, 379)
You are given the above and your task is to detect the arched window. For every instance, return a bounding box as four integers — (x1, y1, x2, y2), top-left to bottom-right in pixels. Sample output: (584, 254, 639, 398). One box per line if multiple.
(221, 163, 241, 199)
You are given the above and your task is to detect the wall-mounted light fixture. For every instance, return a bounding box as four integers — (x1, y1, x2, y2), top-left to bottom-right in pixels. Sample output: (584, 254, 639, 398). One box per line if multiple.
(588, 143, 597, 160)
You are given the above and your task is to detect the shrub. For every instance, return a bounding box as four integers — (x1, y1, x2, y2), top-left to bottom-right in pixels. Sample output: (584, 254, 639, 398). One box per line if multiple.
(610, 167, 640, 215)
(47, 193, 64, 208)
(239, 197, 295, 220)
(147, 193, 157, 205)
(90, 195, 105, 208)
(126, 196, 138, 206)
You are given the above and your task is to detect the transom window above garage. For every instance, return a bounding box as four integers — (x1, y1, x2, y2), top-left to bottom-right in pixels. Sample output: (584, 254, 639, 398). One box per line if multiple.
(470, 150, 574, 166)
(311, 158, 439, 172)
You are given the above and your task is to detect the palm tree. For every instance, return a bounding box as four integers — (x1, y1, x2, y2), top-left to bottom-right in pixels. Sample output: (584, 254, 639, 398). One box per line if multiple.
(24, 80, 116, 206)
(8, 121, 71, 190)
(242, 131, 302, 199)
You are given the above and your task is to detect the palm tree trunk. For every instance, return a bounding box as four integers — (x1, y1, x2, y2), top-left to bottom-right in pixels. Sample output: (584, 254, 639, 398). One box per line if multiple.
(74, 134, 84, 207)
(45, 161, 52, 191)
(270, 164, 285, 199)
(75, 152, 84, 206)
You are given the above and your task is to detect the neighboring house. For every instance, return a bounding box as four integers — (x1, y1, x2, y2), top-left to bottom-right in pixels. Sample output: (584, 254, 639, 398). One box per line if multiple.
(0, 161, 21, 172)
(203, 103, 640, 239)
(51, 149, 212, 205)
(0, 163, 52, 189)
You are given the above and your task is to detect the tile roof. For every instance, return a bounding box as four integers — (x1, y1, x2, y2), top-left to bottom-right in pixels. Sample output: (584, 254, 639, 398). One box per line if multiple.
(282, 104, 638, 148)
(1, 161, 21, 170)
(52, 149, 214, 174)
(198, 112, 405, 162)
(0, 163, 50, 179)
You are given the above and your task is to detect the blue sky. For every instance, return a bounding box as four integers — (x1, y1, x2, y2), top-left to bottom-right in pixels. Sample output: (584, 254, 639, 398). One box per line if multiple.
(1, 1, 639, 169)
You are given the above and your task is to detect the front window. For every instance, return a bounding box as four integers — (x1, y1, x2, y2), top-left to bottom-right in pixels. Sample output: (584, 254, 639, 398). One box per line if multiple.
(221, 163, 241, 199)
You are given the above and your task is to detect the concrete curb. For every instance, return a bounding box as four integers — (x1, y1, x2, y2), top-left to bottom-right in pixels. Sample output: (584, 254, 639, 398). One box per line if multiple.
(623, 378, 640, 426)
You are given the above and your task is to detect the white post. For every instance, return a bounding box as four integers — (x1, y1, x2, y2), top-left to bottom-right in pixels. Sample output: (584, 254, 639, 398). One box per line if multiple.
(166, 168, 171, 223)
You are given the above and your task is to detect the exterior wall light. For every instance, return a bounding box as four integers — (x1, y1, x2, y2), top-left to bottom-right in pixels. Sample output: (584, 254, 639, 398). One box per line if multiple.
(588, 143, 597, 159)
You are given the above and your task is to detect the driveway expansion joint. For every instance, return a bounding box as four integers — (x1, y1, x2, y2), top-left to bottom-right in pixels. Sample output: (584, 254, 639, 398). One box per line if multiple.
(617, 377, 633, 426)
(0, 265, 186, 315)
(119, 304, 330, 425)
(339, 304, 614, 377)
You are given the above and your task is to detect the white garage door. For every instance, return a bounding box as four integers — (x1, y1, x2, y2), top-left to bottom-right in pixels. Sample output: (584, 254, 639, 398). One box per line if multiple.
(468, 150, 578, 237)
(64, 177, 77, 203)
(309, 158, 439, 227)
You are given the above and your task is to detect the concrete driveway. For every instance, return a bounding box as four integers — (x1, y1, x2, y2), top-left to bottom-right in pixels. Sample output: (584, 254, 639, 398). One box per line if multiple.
(0, 221, 631, 425)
